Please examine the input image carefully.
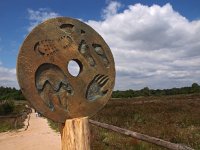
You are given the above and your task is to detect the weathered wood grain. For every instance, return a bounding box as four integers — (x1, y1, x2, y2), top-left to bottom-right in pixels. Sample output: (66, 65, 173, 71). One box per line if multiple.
(61, 117, 90, 150)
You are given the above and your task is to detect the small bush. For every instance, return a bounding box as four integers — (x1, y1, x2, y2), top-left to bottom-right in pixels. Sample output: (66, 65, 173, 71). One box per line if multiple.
(0, 100, 15, 115)
(48, 119, 59, 132)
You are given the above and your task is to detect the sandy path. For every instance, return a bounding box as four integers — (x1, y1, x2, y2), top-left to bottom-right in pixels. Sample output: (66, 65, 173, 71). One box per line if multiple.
(0, 111, 61, 150)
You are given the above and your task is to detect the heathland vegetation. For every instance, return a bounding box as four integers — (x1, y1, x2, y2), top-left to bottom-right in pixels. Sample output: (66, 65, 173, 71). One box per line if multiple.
(0, 87, 28, 132)
(112, 83, 200, 98)
(1, 83, 200, 101)
(49, 94, 200, 149)
(90, 94, 200, 149)
(1, 84, 200, 149)
(0, 86, 25, 100)
(0, 99, 29, 132)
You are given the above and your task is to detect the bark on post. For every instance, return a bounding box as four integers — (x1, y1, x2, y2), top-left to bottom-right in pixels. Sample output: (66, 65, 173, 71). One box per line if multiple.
(61, 117, 90, 150)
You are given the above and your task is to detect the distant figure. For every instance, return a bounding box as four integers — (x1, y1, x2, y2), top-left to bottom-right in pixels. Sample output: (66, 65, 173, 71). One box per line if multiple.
(38, 112, 42, 117)
(35, 112, 39, 117)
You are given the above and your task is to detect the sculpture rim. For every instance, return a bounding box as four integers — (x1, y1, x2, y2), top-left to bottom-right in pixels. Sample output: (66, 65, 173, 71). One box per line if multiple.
(17, 17, 115, 122)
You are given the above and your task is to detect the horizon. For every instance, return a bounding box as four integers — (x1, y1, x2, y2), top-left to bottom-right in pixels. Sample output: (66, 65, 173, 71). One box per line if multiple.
(1, 81, 199, 92)
(1, 0, 200, 90)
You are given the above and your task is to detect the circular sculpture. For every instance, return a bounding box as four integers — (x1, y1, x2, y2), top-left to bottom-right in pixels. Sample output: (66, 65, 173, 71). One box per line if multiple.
(17, 17, 115, 122)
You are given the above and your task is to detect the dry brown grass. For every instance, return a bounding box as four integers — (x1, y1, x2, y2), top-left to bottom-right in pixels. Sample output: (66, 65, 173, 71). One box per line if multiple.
(90, 94, 200, 149)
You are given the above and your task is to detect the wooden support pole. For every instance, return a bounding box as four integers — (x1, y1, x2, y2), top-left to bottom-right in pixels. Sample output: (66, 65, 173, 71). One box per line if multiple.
(61, 117, 90, 150)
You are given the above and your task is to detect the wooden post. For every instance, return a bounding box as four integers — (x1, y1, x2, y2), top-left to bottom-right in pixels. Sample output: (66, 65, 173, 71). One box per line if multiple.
(61, 117, 90, 150)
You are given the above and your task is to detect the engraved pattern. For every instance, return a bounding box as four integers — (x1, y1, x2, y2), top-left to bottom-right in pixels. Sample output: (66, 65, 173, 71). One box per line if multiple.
(17, 17, 115, 122)
(35, 64, 73, 111)
(81, 30, 85, 34)
(34, 36, 73, 56)
(34, 40, 57, 56)
(60, 24, 74, 34)
(78, 40, 95, 67)
(57, 35, 73, 49)
(92, 44, 109, 67)
(86, 74, 109, 101)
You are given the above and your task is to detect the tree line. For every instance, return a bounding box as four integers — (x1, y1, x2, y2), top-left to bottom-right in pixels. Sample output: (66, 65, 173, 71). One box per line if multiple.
(1, 83, 200, 100)
(0, 86, 25, 100)
(112, 83, 200, 98)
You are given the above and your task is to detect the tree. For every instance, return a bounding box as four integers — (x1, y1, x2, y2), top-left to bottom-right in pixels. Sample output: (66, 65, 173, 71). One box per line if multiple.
(140, 87, 150, 96)
(191, 83, 200, 93)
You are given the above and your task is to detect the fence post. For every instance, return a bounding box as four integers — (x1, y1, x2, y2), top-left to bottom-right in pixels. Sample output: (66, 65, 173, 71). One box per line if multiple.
(61, 117, 90, 150)
(89, 120, 194, 150)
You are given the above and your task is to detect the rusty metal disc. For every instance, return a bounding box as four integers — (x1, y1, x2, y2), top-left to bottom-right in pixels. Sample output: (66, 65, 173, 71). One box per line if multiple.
(17, 17, 115, 123)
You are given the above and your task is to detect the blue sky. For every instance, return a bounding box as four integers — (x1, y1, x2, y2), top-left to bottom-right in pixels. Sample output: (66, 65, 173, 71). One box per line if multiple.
(1, 0, 200, 90)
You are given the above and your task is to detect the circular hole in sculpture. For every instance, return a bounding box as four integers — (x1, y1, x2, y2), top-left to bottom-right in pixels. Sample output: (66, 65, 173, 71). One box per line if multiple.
(68, 59, 82, 77)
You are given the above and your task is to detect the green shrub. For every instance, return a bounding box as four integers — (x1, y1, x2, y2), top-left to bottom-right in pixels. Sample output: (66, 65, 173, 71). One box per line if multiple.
(0, 100, 15, 115)
(48, 119, 59, 132)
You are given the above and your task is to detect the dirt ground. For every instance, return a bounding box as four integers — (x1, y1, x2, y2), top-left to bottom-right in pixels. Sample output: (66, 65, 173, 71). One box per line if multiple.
(0, 111, 61, 150)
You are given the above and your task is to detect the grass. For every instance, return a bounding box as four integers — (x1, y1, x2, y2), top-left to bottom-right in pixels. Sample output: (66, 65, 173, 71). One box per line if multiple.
(0, 100, 29, 132)
(48, 119, 60, 132)
(0, 120, 14, 132)
(0, 117, 25, 132)
(48, 94, 200, 149)
(90, 94, 200, 149)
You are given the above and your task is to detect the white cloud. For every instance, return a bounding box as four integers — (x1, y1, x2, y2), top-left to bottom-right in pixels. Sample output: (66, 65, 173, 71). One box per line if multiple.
(0, 63, 18, 88)
(17, 3, 200, 90)
(27, 8, 59, 31)
(86, 2, 200, 90)
(0, 38, 17, 88)
(102, 1, 122, 19)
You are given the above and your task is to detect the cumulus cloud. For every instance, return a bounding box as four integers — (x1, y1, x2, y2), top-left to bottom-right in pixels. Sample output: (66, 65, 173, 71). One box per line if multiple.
(102, 1, 122, 19)
(0, 63, 18, 88)
(15, 2, 200, 90)
(0, 8, 59, 88)
(27, 8, 59, 31)
(87, 2, 200, 90)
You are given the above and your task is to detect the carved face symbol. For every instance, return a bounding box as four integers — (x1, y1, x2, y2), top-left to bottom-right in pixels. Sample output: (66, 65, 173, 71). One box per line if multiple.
(17, 17, 115, 122)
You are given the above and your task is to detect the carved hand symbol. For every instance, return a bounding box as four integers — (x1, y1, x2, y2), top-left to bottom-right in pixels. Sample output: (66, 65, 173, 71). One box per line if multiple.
(86, 74, 109, 101)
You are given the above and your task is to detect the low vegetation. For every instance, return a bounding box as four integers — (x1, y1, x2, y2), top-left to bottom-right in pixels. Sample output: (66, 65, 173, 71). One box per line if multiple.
(49, 94, 200, 149)
(1, 83, 200, 100)
(0, 100, 15, 115)
(112, 83, 200, 98)
(0, 86, 28, 132)
(48, 119, 60, 132)
(0, 100, 28, 132)
(1, 85, 200, 149)
(90, 94, 200, 149)
(0, 86, 25, 100)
